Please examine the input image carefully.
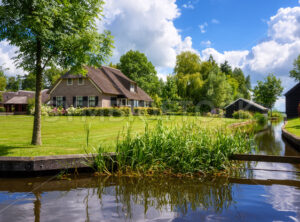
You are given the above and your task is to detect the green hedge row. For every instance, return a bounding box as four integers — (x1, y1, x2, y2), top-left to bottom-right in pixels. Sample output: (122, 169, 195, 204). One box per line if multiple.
(134, 107, 162, 115)
(67, 107, 131, 117)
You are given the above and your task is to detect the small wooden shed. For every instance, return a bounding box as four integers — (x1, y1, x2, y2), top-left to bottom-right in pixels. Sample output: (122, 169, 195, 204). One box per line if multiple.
(225, 98, 268, 118)
(285, 82, 300, 119)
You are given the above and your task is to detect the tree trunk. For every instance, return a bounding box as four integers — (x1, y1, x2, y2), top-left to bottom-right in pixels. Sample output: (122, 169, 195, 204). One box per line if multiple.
(31, 39, 43, 145)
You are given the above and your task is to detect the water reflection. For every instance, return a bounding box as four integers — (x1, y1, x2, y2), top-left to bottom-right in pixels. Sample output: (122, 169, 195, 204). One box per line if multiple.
(254, 120, 300, 156)
(0, 174, 300, 222)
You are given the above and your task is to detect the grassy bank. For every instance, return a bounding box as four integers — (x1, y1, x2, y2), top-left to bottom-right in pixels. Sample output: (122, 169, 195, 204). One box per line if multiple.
(285, 118, 300, 137)
(94, 120, 254, 174)
(0, 115, 242, 156)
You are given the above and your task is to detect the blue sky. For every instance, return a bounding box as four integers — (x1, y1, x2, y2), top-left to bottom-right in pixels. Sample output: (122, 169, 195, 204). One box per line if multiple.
(177, 0, 299, 52)
(1, 0, 300, 111)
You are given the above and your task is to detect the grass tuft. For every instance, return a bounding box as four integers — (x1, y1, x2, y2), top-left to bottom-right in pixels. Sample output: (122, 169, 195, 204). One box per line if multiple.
(95, 120, 254, 175)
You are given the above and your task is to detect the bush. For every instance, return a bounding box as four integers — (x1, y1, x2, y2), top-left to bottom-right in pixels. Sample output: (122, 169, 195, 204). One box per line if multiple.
(268, 110, 283, 118)
(67, 107, 131, 117)
(232, 110, 253, 119)
(134, 107, 162, 116)
(253, 112, 267, 125)
(0, 107, 5, 112)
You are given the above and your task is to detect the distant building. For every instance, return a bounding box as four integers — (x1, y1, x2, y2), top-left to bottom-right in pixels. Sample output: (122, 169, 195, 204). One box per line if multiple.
(0, 90, 49, 113)
(224, 98, 268, 118)
(285, 82, 300, 119)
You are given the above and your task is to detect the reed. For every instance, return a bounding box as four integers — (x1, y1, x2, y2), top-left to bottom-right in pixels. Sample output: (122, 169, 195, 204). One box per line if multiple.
(94, 120, 254, 175)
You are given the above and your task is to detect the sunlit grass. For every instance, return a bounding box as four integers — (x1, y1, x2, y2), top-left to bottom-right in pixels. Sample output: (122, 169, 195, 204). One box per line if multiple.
(0, 115, 243, 156)
(285, 118, 300, 137)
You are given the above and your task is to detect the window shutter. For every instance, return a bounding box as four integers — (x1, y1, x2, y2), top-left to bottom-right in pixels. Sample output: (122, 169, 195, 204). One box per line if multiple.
(53, 97, 56, 107)
(73, 97, 76, 107)
(95, 96, 99, 106)
(63, 97, 66, 108)
(83, 96, 88, 107)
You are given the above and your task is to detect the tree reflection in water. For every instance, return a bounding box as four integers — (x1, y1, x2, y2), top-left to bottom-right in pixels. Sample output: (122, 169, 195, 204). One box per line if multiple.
(93, 176, 233, 219)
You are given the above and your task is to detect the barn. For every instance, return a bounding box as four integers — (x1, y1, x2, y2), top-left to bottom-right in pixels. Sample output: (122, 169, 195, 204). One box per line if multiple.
(285, 82, 300, 119)
(225, 98, 268, 118)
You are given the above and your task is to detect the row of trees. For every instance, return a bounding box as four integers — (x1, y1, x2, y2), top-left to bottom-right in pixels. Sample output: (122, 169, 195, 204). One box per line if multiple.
(115, 50, 251, 111)
(0, 66, 65, 92)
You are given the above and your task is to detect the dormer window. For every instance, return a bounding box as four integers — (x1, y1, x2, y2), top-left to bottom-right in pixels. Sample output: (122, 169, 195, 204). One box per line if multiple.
(130, 83, 135, 92)
(67, 78, 73, 85)
(78, 78, 84, 85)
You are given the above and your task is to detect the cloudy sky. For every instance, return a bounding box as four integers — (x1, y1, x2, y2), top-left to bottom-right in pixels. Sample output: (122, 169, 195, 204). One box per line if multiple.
(1, 0, 300, 111)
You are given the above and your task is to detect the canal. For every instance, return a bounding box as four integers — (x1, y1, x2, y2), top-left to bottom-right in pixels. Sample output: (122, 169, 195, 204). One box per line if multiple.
(0, 120, 299, 221)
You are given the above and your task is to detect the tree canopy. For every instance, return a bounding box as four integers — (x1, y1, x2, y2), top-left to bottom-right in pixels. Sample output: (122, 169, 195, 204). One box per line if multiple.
(173, 52, 251, 110)
(0, 66, 7, 91)
(290, 55, 300, 81)
(0, 0, 114, 145)
(117, 50, 161, 97)
(253, 74, 283, 110)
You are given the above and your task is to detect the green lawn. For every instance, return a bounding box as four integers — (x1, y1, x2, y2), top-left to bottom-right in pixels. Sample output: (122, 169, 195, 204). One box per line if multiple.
(0, 115, 241, 156)
(285, 118, 300, 137)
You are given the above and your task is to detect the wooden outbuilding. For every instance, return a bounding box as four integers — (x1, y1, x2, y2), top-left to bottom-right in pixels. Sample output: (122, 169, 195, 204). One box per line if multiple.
(225, 98, 268, 118)
(285, 82, 300, 119)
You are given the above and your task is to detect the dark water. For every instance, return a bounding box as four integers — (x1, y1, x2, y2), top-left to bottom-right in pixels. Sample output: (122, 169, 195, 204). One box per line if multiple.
(0, 120, 300, 222)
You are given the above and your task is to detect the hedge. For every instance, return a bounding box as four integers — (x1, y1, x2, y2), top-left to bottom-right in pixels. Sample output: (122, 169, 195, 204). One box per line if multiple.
(134, 107, 162, 116)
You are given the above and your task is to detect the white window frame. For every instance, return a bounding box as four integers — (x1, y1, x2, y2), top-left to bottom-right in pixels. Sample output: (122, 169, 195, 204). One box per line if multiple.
(56, 96, 63, 107)
(130, 83, 135, 92)
(78, 78, 84, 85)
(88, 96, 96, 107)
(76, 96, 83, 107)
(67, 78, 73, 85)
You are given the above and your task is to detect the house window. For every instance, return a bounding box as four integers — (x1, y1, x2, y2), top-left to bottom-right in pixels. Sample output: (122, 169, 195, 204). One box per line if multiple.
(130, 83, 135, 92)
(76, 96, 83, 107)
(134, 100, 138, 107)
(111, 97, 117, 106)
(67, 78, 73, 85)
(78, 78, 84, 85)
(121, 98, 127, 106)
(88, 96, 96, 107)
(57, 96, 63, 107)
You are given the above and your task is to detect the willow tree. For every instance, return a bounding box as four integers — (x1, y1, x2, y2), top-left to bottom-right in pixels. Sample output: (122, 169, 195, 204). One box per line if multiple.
(0, 0, 113, 145)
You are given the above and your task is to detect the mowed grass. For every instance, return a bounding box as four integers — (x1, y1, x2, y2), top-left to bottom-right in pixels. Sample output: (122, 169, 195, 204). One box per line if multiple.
(0, 115, 242, 156)
(285, 118, 300, 137)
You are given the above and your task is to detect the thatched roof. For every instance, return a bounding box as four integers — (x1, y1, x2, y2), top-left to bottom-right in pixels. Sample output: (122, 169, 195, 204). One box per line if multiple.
(57, 66, 153, 102)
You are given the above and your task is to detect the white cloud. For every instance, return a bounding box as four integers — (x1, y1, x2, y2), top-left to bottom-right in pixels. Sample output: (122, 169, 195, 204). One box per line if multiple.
(100, 0, 195, 69)
(199, 22, 208, 33)
(211, 19, 220, 24)
(201, 48, 249, 68)
(182, 1, 194, 9)
(201, 40, 212, 47)
(0, 41, 22, 76)
(200, 6, 300, 104)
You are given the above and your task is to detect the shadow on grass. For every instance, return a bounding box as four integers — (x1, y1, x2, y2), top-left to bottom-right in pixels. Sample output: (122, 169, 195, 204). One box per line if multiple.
(0, 145, 34, 156)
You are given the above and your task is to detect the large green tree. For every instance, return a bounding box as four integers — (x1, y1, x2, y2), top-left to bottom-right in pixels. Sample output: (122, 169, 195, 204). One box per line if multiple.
(0, 66, 7, 91)
(290, 55, 300, 81)
(0, 0, 113, 145)
(253, 74, 283, 112)
(117, 50, 161, 97)
(6, 76, 21, 91)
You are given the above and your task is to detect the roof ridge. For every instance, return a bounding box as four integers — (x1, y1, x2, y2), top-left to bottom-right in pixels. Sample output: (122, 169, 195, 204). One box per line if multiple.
(100, 67, 124, 95)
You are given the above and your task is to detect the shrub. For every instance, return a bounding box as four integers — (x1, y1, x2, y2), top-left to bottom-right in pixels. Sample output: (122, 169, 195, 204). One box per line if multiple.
(134, 107, 162, 116)
(268, 110, 283, 119)
(94, 120, 254, 174)
(0, 107, 5, 112)
(232, 110, 253, 119)
(253, 112, 267, 125)
(27, 98, 35, 114)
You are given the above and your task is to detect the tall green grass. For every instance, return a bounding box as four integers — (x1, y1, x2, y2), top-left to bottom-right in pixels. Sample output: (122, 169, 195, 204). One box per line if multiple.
(94, 120, 254, 175)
